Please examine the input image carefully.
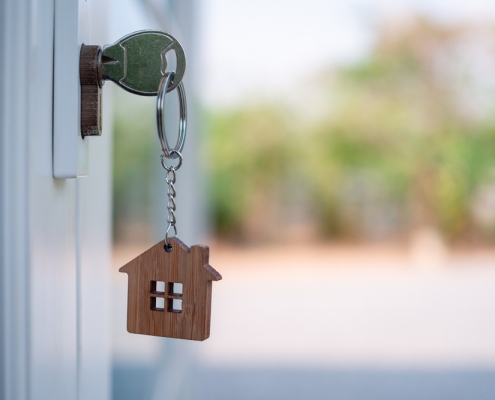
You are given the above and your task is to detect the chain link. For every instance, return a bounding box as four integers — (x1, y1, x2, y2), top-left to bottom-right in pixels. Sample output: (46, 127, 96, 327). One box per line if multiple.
(160, 151, 183, 251)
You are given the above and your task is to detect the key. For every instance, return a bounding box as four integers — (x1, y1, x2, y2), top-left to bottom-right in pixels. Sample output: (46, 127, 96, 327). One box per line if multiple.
(102, 30, 186, 96)
(80, 30, 186, 136)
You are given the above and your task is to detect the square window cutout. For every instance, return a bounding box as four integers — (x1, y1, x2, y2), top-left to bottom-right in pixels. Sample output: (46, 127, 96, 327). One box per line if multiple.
(151, 281, 165, 294)
(168, 298, 182, 313)
(151, 297, 165, 311)
(169, 282, 183, 296)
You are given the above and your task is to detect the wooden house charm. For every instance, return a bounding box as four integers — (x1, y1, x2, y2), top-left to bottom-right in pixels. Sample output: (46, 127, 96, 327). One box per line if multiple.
(119, 237, 222, 341)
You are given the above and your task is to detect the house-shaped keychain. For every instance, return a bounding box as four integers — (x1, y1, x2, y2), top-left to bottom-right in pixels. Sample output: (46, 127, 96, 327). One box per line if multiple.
(119, 237, 222, 341)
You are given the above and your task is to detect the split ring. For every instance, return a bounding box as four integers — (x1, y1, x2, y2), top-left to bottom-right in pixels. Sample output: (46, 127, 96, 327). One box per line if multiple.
(156, 72, 187, 159)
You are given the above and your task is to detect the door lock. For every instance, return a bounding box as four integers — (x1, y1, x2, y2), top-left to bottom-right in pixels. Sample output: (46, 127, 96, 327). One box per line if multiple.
(80, 30, 186, 137)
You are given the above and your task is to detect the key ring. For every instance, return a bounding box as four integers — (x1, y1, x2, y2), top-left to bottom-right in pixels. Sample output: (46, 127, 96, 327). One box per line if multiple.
(156, 72, 187, 159)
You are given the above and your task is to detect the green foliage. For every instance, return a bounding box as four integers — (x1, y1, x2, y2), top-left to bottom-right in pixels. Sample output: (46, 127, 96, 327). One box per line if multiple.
(112, 93, 157, 240)
(206, 106, 294, 238)
(205, 17, 495, 242)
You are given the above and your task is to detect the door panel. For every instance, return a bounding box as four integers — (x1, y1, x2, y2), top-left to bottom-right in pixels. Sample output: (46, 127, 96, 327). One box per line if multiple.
(53, 0, 89, 178)
(79, 2, 112, 399)
(0, 0, 111, 399)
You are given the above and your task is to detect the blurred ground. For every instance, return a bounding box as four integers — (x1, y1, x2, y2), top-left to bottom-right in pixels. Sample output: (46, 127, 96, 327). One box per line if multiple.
(112, 239, 495, 399)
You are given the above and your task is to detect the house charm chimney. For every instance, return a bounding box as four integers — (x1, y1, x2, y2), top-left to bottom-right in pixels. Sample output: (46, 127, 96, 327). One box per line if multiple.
(119, 237, 222, 341)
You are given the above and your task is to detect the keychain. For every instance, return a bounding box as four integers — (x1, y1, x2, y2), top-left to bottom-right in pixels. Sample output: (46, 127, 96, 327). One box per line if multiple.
(119, 41, 222, 341)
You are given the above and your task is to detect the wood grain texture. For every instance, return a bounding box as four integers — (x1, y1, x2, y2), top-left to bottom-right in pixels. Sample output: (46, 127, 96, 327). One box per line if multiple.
(80, 45, 102, 137)
(119, 237, 222, 341)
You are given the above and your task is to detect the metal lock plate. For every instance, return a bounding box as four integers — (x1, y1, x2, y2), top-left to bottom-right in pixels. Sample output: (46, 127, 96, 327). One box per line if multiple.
(101, 30, 186, 96)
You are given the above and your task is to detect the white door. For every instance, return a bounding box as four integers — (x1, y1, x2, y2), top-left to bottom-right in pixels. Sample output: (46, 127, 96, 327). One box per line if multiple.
(0, 0, 111, 399)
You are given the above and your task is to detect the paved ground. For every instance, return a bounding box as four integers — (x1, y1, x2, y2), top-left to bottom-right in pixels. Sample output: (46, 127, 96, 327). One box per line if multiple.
(192, 367, 495, 400)
(112, 240, 495, 399)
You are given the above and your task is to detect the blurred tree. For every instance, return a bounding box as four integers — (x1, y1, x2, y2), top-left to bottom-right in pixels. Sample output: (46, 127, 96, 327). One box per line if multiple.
(307, 16, 495, 241)
(205, 106, 294, 241)
(108, 15, 495, 244)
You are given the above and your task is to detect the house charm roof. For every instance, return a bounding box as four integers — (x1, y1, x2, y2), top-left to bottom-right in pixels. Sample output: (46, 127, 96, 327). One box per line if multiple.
(119, 237, 222, 341)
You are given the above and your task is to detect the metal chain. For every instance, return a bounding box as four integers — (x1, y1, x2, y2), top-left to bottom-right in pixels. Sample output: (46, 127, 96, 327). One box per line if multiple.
(160, 150, 183, 252)
(156, 72, 187, 252)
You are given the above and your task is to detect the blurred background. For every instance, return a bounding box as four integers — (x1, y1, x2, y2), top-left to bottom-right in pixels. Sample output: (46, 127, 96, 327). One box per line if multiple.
(110, 0, 495, 399)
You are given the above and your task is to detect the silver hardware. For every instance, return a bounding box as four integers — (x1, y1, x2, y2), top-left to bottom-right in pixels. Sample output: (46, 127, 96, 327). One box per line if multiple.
(161, 150, 183, 251)
(156, 72, 187, 159)
(80, 30, 187, 137)
(102, 30, 186, 95)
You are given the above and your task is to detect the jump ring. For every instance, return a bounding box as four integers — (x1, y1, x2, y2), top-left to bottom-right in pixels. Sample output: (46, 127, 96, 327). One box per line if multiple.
(160, 150, 183, 171)
(165, 224, 178, 244)
(157, 72, 187, 159)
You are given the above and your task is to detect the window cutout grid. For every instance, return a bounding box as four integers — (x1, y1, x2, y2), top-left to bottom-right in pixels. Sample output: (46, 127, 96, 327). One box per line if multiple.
(151, 280, 165, 294)
(150, 281, 184, 313)
(168, 298, 182, 313)
(151, 297, 165, 311)
(169, 282, 183, 296)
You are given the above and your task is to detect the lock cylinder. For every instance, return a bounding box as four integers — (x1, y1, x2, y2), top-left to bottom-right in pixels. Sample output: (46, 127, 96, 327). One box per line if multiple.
(80, 45, 103, 137)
